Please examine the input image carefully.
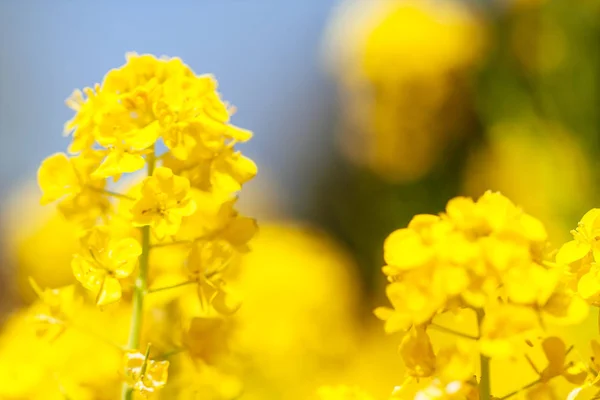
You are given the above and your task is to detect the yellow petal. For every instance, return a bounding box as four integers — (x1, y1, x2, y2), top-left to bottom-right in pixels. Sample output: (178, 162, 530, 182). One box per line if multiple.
(212, 288, 242, 315)
(384, 228, 433, 270)
(96, 276, 122, 306)
(540, 337, 566, 382)
(109, 237, 142, 278)
(556, 240, 590, 265)
(38, 153, 80, 204)
(577, 269, 600, 300)
(92, 149, 145, 180)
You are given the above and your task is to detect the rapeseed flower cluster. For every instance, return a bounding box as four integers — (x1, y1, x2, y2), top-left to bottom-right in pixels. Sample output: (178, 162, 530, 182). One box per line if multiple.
(376, 192, 593, 399)
(319, 192, 600, 400)
(26, 53, 257, 399)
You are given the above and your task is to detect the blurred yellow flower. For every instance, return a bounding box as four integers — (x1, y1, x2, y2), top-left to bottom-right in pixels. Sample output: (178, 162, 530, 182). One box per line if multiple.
(0, 304, 128, 399)
(325, 0, 485, 182)
(462, 122, 593, 243)
(230, 223, 363, 400)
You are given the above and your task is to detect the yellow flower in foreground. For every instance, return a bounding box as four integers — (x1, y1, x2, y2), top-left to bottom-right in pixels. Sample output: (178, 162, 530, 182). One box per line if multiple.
(123, 351, 169, 395)
(131, 166, 197, 238)
(71, 227, 141, 306)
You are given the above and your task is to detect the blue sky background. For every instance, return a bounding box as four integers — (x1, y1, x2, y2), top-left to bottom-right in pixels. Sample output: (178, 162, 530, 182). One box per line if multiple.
(0, 1, 341, 217)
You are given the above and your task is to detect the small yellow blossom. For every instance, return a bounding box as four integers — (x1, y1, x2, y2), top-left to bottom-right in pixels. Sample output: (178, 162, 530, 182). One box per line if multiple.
(37, 152, 109, 226)
(123, 350, 169, 395)
(131, 167, 197, 238)
(29, 279, 79, 338)
(71, 227, 141, 306)
(63, 85, 108, 154)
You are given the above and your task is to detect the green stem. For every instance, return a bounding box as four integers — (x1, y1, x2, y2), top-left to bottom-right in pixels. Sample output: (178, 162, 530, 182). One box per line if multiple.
(150, 240, 194, 249)
(148, 280, 197, 294)
(497, 379, 540, 400)
(477, 309, 491, 400)
(428, 322, 479, 341)
(122, 147, 155, 400)
(86, 185, 136, 201)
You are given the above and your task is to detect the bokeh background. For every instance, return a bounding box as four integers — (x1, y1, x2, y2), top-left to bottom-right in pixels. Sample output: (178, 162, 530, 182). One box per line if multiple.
(1, 0, 600, 398)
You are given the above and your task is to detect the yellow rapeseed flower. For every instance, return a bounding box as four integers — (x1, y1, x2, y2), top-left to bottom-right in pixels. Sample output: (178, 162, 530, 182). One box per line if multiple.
(33, 52, 257, 398)
(131, 166, 197, 238)
(375, 191, 587, 397)
(71, 227, 141, 306)
(37, 152, 109, 226)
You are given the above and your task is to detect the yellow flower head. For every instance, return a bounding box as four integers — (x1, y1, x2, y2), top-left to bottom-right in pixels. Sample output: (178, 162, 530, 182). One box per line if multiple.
(72, 227, 141, 306)
(34, 52, 256, 397)
(131, 167, 197, 238)
(376, 191, 574, 335)
(376, 191, 587, 390)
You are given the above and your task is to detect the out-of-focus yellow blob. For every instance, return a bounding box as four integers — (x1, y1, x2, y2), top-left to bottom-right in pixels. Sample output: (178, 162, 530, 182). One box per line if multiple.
(462, 122, 593, 244)
(1, 182, 79, 304)
(325, 0, 486, 182)
(0, 304, 128, 399)
(230, 223, 364, 400)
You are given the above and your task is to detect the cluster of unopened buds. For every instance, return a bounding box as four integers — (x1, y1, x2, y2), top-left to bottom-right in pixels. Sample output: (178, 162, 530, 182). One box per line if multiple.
(34, 53, 257, 398)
